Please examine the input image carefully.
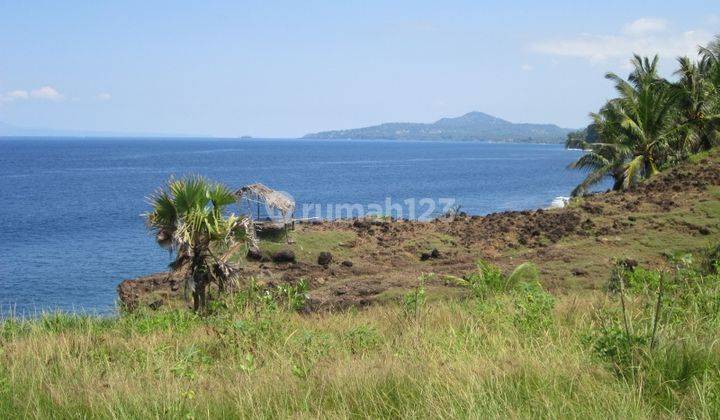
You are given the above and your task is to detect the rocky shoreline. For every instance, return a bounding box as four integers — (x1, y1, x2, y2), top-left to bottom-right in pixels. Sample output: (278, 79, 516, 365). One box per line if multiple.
(118, 152, 720, 311)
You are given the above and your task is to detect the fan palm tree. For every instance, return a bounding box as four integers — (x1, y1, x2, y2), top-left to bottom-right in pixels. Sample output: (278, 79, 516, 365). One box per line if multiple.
(146, 176, 251, 311)
(569, 55, 678, 195)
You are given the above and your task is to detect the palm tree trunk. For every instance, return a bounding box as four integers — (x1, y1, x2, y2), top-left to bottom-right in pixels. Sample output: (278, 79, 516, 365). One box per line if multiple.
(191, 246, 209, 312)
(192, 273, 208, 312)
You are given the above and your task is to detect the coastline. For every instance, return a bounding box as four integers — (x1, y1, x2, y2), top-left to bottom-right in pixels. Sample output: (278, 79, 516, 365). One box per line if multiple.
(117, 150, 720, 311)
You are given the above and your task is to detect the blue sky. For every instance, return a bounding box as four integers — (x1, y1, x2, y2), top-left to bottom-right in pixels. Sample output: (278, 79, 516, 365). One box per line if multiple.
(0, 1, 718, 137)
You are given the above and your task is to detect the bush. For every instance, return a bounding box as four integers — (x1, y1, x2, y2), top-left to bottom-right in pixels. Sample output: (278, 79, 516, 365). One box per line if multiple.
(587, 322, 647, 375)
(587, 249, 720, 407)
(511, 281, 555, 333)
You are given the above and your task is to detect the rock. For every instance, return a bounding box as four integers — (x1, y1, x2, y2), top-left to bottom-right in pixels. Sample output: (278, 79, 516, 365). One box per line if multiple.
(571, 268, 588, 276)
(353, 219, 371, 229)
(699, 226, 711, 235)
(581, 219, 595, 230)
(421, 248, 441, 261)
(272, 249, 296, 263)
(117, 271, 186, 311)
(148, 299, 163, 310)
(581, 203, 603, 215)
(618, 258, 638, 270)
(246, 247, 263, 261)
(318, 251, 333, 267)
(341, 260, 353, 267)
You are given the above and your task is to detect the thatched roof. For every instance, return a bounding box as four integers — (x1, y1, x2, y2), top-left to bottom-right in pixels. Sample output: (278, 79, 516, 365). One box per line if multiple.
(234, 183, 295, 215)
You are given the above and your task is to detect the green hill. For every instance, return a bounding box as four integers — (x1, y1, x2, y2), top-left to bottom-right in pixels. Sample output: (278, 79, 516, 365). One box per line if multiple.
(303, 111, 573, 143)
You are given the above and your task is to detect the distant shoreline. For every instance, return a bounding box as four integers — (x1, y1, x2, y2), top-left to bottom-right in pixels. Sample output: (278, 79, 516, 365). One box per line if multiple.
(0, 136, 577, 147)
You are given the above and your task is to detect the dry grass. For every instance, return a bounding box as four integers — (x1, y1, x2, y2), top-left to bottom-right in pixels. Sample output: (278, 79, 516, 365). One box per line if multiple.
(2, 278, 718, 419)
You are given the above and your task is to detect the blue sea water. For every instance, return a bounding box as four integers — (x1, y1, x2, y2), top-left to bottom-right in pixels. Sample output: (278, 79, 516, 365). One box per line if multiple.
(0, 138, 595, 315)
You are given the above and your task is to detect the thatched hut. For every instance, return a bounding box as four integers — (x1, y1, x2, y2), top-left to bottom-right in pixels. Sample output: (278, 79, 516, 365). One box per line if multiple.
(234, 183, 295, 240)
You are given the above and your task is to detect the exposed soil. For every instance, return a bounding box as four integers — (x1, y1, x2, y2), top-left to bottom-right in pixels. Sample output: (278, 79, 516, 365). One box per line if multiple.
(118, 151, 720, 311)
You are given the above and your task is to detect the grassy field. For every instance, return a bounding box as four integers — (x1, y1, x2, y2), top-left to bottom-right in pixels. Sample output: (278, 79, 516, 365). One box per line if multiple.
(2, 249, 719, 418)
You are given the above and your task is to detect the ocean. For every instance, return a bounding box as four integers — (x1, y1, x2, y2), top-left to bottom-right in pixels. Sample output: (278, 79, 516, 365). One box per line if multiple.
(0, 138, 595, 314)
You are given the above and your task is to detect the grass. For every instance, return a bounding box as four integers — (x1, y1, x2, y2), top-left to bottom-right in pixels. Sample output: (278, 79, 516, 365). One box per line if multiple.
(254, 229, 358, 264)
(401, 232, 458, 254)
(2, 253, 719, 418)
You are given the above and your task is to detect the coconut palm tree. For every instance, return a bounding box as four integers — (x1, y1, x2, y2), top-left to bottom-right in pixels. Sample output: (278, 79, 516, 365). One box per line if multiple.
(569, 55, 679, 195)
(568, 103, 626, 195)
(146, 176, 250, 311)
(673, 56, 720, 153)
(699, 35, 720, 86)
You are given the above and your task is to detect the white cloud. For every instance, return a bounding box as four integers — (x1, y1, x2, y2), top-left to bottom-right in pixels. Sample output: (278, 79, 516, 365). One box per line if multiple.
(623, 17, 668, 35)
(30, 86, 63, 101)
(96, 92, 112, 101)
(1, 90, 29, 102)
(6, 90, 29, 100)
(521, 64, 533, 71)
(1, 85, 66, 104)
(532, 22, 712, 62)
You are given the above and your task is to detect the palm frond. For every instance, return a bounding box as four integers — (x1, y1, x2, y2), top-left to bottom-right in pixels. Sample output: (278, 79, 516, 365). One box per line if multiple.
(622, 155, 645, 189)
(569, 152, 610, 171)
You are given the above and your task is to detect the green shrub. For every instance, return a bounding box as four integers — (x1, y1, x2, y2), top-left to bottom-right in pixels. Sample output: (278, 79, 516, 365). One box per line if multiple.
(342, 324, 382, 354)
(277, 279, 309, 312)
(458, 259, 520, 298)
(587, 322, 647, 374)
(506, 262, 541, 288)
(625, 267, 663, 293)
(703, 243, 720, 274)
(403, 276, 427, 318)
(122, 308, 200, 335)
(511, 281, 555, 333)
(588, 249, 720, 404)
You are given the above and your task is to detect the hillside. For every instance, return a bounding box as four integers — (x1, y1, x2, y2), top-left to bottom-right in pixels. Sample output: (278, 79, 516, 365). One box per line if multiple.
(303, 111, 573, 143)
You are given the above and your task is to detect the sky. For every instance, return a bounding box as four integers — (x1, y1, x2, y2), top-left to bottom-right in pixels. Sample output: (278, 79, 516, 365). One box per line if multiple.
(0, 1, 718, 137)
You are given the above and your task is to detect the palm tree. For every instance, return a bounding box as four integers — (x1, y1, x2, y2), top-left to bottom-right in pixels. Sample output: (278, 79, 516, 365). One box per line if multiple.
(568, 103, 626, 195)
(145, 176, 250, 311)
(569, 55, 678, 195)
(699, 35, 720, 89)
(673, 56, 720, 153)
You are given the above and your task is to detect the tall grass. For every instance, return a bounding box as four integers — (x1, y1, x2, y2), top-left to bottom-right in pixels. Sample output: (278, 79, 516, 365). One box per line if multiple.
(1, 256, 719, 418)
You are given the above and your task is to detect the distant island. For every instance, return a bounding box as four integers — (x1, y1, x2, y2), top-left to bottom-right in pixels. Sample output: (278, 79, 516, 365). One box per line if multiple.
(303, 111, 574, 143)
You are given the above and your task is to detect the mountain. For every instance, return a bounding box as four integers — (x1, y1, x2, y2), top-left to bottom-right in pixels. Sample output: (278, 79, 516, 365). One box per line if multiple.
(303, 112, 574, 143)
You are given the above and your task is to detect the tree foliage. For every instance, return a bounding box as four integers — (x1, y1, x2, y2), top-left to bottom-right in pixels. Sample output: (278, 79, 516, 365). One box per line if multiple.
(569, 37, 720, 196)
(145, 176, 249, 311)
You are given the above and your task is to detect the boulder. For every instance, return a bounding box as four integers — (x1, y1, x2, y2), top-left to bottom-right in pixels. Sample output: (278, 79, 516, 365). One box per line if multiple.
(246, 247, 263, 261)
(318, 252, 333, 267)
(272, 249, 296, 263)
(420, 248, 441, 261)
